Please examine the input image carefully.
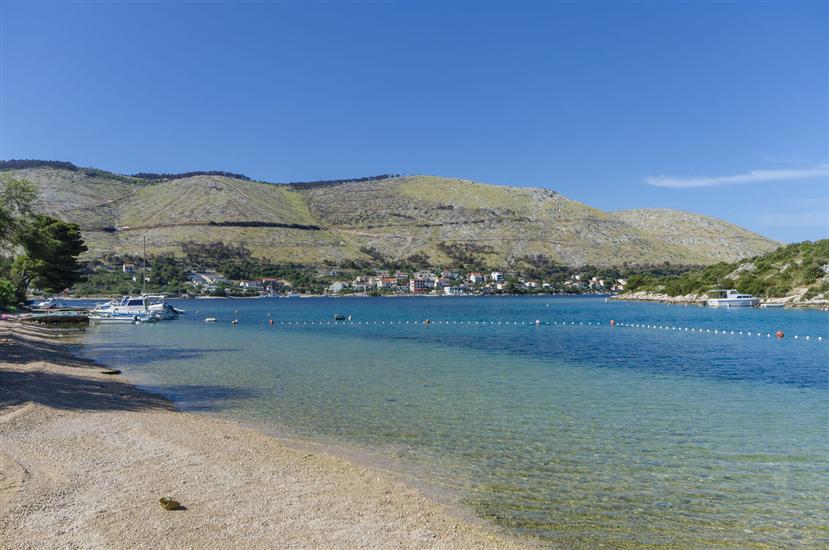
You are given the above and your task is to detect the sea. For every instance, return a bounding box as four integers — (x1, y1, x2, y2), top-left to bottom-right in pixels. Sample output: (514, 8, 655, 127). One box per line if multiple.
(73, 296, 828, 547)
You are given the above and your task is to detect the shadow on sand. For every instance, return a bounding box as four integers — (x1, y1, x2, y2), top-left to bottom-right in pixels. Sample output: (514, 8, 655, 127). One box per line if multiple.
(0, 332, 258, 414)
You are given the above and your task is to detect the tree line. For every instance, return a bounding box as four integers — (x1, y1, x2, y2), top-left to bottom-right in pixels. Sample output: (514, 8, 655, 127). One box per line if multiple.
(0, 159, 80, 172)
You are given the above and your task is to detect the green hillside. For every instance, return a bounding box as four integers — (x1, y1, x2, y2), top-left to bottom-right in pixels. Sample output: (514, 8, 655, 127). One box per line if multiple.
(0, 161, 782, 268)
(625, 240, 829, 301)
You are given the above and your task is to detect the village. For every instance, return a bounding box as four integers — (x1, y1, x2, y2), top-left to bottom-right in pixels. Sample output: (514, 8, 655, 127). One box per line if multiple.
(174, 265, 628, 297)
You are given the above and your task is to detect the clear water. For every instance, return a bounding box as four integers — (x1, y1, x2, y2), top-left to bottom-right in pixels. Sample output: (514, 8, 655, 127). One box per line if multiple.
(74, 296, 829, 547)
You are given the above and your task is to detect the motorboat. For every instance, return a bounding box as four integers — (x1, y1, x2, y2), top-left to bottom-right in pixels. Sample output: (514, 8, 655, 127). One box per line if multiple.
(145, 295, 181, 319)
(706, 289, 760, 308)
(32, 297, 60, 309)
(89, 311, 160, 324)
(91, 295, 180, 320)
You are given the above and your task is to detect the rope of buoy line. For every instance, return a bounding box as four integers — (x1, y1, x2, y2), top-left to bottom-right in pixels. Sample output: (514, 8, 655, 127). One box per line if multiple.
(202, 316, 825, 343)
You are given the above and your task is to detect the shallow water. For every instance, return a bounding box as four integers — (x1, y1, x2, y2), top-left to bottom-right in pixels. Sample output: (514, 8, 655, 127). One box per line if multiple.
(75, 296, 829, 547)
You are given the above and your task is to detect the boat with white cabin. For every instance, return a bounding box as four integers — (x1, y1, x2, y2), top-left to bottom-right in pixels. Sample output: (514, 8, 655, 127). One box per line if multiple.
(706, 289, 760, 308)
(89, 295, 180, 323)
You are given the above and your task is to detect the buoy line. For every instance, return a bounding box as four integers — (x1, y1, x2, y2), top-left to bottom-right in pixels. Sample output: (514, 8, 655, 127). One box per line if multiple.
(204, 317, 829, 343)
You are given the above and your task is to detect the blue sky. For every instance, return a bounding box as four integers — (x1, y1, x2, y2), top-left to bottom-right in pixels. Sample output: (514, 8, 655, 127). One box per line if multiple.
(1, 1, 827, 243)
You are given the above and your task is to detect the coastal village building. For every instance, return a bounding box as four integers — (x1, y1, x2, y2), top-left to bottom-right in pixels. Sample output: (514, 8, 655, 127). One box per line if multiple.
(409, 278, 431, 294)
(188, 272, 226, 287)
(122, 263, 136, 273)
(433, 277, 451, 289)
(238, 280, 263, 291)
(328, 281, 349, 293)
(261, 278, 292, 293)
(468, 272, 484, 284)
(369, 276, 398, 289)
(490, 271, 504, 282)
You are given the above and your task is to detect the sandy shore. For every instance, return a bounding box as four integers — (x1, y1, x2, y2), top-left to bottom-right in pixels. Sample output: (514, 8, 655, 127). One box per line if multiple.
(0, 323, 525, 549)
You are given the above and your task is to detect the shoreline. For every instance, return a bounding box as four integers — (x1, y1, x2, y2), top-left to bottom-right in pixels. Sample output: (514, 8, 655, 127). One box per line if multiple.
(0, 321, 526, 548)
(44, 291, 610, 301)
(612, 292, 829, 310)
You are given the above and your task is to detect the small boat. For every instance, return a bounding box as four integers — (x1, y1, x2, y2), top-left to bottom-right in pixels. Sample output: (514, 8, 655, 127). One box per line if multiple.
(92, 295, 180, 321)
(204, 317, 218, 323)
(89, 312, 159, 324)
(89, 313, 136, 324)
(32, 297, 60, 310)
(334, 314, 346, 320)
(706, 289, 760, 308)
(760, 302, 786, 308)
(145, 295, 180, 319)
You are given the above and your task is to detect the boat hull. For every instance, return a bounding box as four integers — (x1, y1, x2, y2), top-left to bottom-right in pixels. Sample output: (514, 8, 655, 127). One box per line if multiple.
(707, 298, 760, 308)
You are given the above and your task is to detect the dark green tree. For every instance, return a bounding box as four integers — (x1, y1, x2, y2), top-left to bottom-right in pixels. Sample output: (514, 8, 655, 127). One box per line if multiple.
(13, 215, 87, 293)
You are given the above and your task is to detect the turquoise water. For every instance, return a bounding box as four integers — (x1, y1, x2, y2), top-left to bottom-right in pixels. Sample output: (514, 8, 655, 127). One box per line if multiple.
(75, 296, 829, 547)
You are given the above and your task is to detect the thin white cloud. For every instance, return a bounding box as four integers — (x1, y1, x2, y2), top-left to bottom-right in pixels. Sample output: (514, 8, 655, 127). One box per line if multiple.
(644, 164, 829, 188)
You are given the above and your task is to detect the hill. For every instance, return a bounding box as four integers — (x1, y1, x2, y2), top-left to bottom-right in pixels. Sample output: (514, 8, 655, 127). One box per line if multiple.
(0, 161, 781, 268)
(624, 239, 829, 304)
(608, 209, 775, 263)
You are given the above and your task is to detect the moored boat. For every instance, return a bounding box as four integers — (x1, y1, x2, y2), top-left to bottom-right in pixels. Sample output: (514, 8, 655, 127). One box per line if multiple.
(91, 295, 180, 321)
(32, 297, 61, 310)
(706, 289, 760, 308)
(89, 312, 160, 324)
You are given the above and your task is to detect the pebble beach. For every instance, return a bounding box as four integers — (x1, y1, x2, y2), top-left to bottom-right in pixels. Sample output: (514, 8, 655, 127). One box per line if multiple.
(0, 322, 523, 549)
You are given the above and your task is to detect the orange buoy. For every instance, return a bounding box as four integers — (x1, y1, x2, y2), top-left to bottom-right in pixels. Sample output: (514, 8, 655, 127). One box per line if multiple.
(610, 319, 616, 326)
(775, 330, 784, 338)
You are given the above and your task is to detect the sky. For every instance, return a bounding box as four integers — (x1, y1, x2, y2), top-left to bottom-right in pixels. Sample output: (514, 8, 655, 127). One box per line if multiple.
(1, 1, 827, 243)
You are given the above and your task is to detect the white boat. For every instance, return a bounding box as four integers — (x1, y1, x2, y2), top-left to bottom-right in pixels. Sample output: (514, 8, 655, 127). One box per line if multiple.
(760, 302, 786, 308)
(92, 295, 179, 320)
(89, 312, 160, 324)
(144, 295, 180, 319)
(706, 289, 760, 308)
(33, 297, 60, 309)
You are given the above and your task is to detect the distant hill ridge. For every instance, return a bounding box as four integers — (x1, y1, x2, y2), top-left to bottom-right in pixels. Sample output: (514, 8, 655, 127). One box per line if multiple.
(0, 159, 397, 188)
(0, 160, 781, 267)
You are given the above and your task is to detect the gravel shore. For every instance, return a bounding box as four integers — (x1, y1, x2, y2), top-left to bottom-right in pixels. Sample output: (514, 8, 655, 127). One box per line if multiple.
(0, 324, 525, 549)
